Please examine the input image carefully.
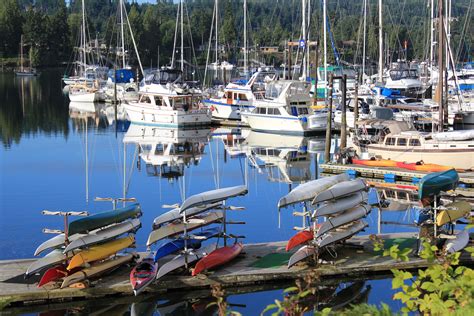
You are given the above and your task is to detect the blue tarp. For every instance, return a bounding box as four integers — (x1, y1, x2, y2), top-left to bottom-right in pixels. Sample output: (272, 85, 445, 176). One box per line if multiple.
(108, 69, 134, 83)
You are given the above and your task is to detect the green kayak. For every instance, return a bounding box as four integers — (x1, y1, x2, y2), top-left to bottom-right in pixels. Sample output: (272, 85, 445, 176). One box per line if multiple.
(418, 169, 459, 199)
(68, 203, 142, 235)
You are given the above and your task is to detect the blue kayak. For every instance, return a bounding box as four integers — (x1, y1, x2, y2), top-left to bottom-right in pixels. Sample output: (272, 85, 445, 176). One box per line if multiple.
(418, 169, 459, 199)
(154, 227, 221, 262)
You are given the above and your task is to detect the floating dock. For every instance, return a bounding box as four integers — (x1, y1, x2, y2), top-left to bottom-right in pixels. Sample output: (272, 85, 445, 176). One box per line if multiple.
(1, 232, 473, 309)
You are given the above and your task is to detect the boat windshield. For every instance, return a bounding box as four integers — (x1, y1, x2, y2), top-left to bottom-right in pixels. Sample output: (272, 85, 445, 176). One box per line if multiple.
(389, 69, 418, 80)
(288, 82, 310, 96)
(265, 82, 285, 99)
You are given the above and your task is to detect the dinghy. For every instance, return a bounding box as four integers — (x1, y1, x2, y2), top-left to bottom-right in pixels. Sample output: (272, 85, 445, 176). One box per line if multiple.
(61, 254, 134, 288)
(316, 220, 367, 248)
(418, 169, 459, 199)
(444, 230, 470, 254)
(153, 202, 222, 229)
(64, 219, 141, 253)
(155, 243, 217, 280)
(179, 186, 248, 213)
(314, 191, 368, 217)
(315, 205, 371, 238)
(67, 235, 135, 270)
(436, 201, 471, 226)
(147, 211, 223, 247)
(37, 265, 68, 287)
(278, 174, 350, 209)
(192, 242, 243, 276)
(130, 258, 158, 296)
(312, 179, 367, 204)
(288, 245, 317, 268)
(68, 203, 142, 236)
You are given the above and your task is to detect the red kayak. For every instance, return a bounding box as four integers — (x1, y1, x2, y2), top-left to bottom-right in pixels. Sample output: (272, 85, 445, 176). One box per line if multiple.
(286, 230, 313, 252)
(396, 161, 453, 172)
(38, 265, 68, 287)
(130, 258, 158, 296)
(192, 243, 243, 276)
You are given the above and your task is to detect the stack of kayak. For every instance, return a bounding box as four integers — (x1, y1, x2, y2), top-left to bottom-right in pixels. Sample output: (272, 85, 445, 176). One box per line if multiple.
(278, 174, 373, 268)
(416, 169, 471, 254)
(27, 203, 142, 288)
(352, 158, 459, 172)
(130, 185, 247, 295)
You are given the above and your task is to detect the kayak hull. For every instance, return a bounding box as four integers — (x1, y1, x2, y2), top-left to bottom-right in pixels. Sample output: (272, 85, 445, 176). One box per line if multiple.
(418, 169, 459, 199)
(38, 265, 68, 287)
(315, 191, 368, 217)
(312, 179, 367, 204)
(286, 230, 314, 252)
(192, 243, 243, 276)
(315, 204, 371, 238)
(436, 201, 471, 226)
(352, 158, 398, 167)
(288, 245, 317, 268)
(130, 258, 158, 296)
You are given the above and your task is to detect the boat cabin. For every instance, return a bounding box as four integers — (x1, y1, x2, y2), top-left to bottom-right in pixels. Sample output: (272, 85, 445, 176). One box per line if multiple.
(138, 93, 199, 112)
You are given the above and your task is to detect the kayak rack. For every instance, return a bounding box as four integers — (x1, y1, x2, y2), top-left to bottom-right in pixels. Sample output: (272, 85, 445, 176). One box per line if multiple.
(41, 210, 89, 245)
(95, 196, 137, 210)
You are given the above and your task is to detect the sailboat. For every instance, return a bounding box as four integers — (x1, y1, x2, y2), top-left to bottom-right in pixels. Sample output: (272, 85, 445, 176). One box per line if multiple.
(207, 0, 235, 72)
(15, 35, 38, 77)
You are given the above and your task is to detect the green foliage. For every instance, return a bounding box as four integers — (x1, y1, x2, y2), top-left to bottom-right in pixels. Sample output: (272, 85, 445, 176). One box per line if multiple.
(314, 303, 395, 316)
(0, 0, 23, 55)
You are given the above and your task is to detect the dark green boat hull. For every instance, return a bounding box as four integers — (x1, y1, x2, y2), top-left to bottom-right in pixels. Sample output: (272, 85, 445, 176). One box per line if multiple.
(418, 169, 459, 199)
(68, 203, 142, 235)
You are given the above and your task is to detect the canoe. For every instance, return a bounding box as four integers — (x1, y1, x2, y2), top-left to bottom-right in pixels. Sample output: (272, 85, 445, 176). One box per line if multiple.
(147, 211, 223, 247)
(68, 203, 142, 236)
(64, 219, 141, 253)
(153, 202, 222, 229)
(130, 258, 158, 296)
(156, 243, 217, 280)
(154, 227, 221, 262)
(418, 169, 459, 199)
(278, 174, 350, 209)
(436, 201, 471, 226)
(192, 242, 243, 276)
(314, 191, 368, 217)
(312, 179, 367, 204)
(34, 233, 84, 257)
(315, 204, 371, 238)
(445, 230, 470, 254)
(352, 158, 398, 167)
(286, 230, 313, 252)
(396, 161, 452, 172)
(26, 249, 73, 278)
(61, 254, 134, 288)
(316, 220, 368, 248)
(37, 265, 68, 287)
(67, 235, 135, 270)
(179, 186, 248, 213)
(287, 245, 317, 268)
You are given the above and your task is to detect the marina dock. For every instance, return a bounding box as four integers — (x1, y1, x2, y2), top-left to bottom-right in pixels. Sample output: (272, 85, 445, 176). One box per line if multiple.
(1, 232, 473, 308)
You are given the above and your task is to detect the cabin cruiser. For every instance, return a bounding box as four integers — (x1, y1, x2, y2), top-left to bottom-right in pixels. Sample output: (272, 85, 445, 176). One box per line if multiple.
(241, 80, 327, 135)
(379, 62, 424, 98)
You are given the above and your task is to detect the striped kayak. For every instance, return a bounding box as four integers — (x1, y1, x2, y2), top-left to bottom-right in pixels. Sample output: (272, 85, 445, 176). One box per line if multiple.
(418, 169, 459, 199)
(192, 242, 243, 276)
(286, 230, 314, 252)
(396, 162, 453, 172)
(68, 203, 142, 236)
(312, 179, 367, 204)
(154, 227, 221, 262)
(317, 220, 368, 248)
(288, 245, 317, 268)
(445, 230, 470, 254)
(62, 254, 134, 288)
(314, 191, 368, 217)
(278, 173, 350, 209)
(64, 219, 141, 253)
(153, 202, 222, 229)
(352, 158, 398, 167)
(37, 265, 68, 287)
(315, 204, 371, 238)
(67, 235, 135, 270)
(436, 201, 471, 226)
(147, 211, 223, 247)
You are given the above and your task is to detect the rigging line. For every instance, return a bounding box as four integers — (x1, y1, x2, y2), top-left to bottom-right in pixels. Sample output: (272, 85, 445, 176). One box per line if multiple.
(455, 0, 472, 64)
(171, 3, 179, 69)
(184, 1, 201, 82)
(203, 1, 216, 88)
(354, 1, 365, 68)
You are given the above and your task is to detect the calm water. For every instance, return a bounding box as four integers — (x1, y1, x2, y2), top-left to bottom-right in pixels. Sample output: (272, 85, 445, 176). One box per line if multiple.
(0, 70, 417, 314)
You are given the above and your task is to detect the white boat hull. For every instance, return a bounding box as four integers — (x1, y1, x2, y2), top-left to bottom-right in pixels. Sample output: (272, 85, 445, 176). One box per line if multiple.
(243, 112, 326, 135)
(69, 91, 99, 103)
(203, 100, 254, 121)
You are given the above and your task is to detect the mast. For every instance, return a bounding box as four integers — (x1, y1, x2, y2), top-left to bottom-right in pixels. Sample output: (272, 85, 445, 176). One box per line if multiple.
(180, 0, 184, 72)
(437, 0, 444, 132)
(244, 0, 247, 79)
(20, 35, 24, 72)
(378, 0, 383, 83)
(120, 0, 125, 68)
(82, 0, 86, 76)
(323, 0, 327, 99)
(215, 0, 218, 66)
(362, 0, 367, 82)
(302, 0, 307, 79)
(430, 0, 434, 79)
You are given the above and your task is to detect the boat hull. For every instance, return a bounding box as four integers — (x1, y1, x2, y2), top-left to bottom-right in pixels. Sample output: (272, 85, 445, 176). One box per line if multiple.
(312, 179, 367, 204)
(418, 169, 459, 199)
(445, 230, 469, 254)
(315, 191, 368, 217)
(68, 91, 99, 102)
(242, 112, 325, 135)
(288, 245, 317, 268)
(317, 220, 368, 248)
(192, 243, 243, 276)
(315, 204, 371, 238)
(203, 99, 254, 121)
(37, 265, 68, 287)
(436, 201, 471, 226)
(286, 230, 314, 252)
(130, 258, 158, 296)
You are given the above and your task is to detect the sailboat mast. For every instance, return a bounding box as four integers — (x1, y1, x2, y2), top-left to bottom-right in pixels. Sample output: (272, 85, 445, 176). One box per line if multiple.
(20, 35, 24, 72)
(180, 0, 184, 72)
(378, 0, 383, 83)
(362, 0, 367, 82)
(215, 0, 218, 65)
(430, 0, 434, 78)
(244, 0, 247, 79)
(82, 0, 86, 76)
(302, 0, 307, 79)
(437, 0, 444, 132)
(120, 0, 126, 68)
(323, 0, 327, 98)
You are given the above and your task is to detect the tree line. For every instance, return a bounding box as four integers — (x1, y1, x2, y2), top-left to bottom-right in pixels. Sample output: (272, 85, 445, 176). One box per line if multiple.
(0, 0, 472, 68)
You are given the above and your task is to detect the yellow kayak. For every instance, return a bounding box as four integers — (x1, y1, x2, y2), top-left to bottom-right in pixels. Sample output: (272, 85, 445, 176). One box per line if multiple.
(436, 201, 471, 226)
(67, 235, 135, 270)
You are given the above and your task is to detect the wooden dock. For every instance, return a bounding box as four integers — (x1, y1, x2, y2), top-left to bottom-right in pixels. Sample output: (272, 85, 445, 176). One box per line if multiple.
(1, 233, 473, 309)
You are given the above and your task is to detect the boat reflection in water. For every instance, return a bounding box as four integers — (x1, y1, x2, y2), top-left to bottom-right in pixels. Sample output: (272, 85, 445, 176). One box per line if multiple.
(123, 124, 211, 180)
(69, 101, 110, 130)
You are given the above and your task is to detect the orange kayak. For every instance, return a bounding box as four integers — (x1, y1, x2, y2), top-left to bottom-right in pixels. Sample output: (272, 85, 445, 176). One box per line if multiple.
(192, 243, 243, 276)
(396, 162, 453, 172)
(38, 265, 68, 287)
(286, 229, 317, 252)
(352, 158, 398, 167)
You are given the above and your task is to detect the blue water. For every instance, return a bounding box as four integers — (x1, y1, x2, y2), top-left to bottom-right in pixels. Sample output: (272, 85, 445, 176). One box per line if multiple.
(0, 70, 417, 314)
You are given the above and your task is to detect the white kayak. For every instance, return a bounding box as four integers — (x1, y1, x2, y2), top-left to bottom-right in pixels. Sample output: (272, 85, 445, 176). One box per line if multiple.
(153, 202, 222, 229)
(179, 186, 248, 213)
(314, 191, 368, 217)
(312, 179, 367, 204)
(315, 204, 371, 238)
(431, 130, 474, 141)
(155, 243, 217, 280)
(63, 219, 141, 253)
(26, 249, 71, 277)
(278, 174, 350, 209)
(34, 233, 83, 256)
(287, 245, 317, 268)
(147, 211, 224, 246)
(445, 230, 470, 254)
(61, 254, 134, 288)
(316, 220, 368, 248)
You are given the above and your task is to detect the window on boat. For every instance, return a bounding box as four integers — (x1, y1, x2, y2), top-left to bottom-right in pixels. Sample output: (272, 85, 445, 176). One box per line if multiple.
(273, 108, 281, 115)
(409, 139, 421, 146)
(154, 96, 163, 106)
(238, 94, 248, 101)
(268, 108, 274, 115)
(141, 95, 152, 103)
(297, 107, 309, 115)
(397, 138, 407, 146)
(257, 107, 267, 114)
(224, 92, 231, 99)
(385, 137, 396, 146)
(385, 189, 396, 198)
